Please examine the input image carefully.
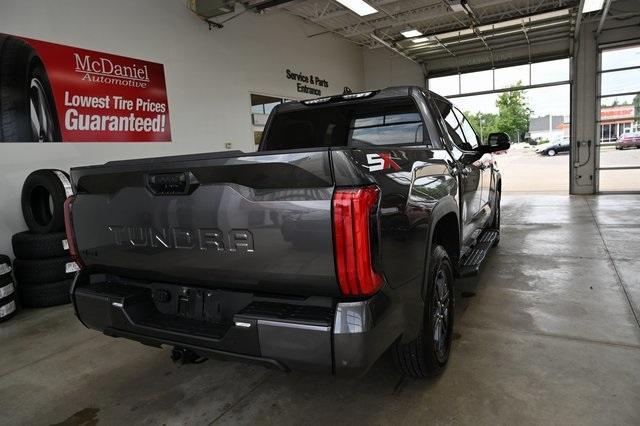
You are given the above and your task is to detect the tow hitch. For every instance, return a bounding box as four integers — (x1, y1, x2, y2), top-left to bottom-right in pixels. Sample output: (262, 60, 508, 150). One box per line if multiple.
(170, 347, 208, 365)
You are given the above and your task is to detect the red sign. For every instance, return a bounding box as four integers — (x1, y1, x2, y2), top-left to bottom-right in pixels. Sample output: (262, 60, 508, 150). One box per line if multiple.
(600, 105, 635, 121)
(1, 33, 171, 142)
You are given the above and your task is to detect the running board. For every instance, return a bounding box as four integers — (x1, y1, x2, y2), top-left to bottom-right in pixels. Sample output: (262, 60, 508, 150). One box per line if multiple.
(458, 229, 499, 278)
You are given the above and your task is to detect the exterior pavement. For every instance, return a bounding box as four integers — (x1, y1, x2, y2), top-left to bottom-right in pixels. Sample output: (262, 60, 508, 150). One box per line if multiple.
(1, 194, 639, 425)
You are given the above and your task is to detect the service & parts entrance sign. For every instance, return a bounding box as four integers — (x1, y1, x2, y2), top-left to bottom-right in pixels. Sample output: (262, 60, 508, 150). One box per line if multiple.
(0, 33, 171, 142)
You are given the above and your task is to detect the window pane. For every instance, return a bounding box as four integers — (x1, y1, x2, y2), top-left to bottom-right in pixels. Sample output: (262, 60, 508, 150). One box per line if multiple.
(385, 112, 422, 124)
(495, 64, 530, 89)
(460, 69, 493, 94)
(531, 58, 570, 85)
(601, 69, 640, 95)
(601, 45, 640, 71)
(600, 98, 637, 123)
(453, 108, 478, 149)
(351, 123, 423, 146)
(354, 116, 384, 127)
(434, 100, 466, 147)
(429, 74, 459, 96)
(599, 169, 640, 192)
(263, 101, 281, 115)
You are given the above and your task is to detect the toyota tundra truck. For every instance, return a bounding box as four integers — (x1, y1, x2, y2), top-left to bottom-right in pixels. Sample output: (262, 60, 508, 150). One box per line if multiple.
(64, 87, 509, 378)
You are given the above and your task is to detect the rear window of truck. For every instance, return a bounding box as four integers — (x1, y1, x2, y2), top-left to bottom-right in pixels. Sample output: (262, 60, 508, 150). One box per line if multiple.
(263, 99, 426, 151)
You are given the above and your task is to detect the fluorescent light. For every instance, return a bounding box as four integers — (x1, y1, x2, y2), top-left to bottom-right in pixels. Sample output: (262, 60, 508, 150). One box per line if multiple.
(448, 0, 466, 13)
(412, 36, 431, 43)
(335, 0, 378, 16)
(582, 0, 604, 13)
(401, 29, 423, 38)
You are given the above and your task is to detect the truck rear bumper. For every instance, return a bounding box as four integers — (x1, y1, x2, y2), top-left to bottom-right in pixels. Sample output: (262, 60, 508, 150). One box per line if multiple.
(71, 273, 402, 376)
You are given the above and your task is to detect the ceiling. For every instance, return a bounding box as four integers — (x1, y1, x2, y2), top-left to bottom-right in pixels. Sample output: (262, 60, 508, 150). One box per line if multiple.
(244, 0, 585, 74)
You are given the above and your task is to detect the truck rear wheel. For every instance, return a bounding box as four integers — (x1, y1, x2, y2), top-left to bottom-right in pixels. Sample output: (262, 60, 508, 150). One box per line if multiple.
(392, 244, 454, 378)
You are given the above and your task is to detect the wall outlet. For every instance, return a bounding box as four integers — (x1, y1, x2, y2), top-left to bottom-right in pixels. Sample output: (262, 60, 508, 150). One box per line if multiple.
(225, 142, 232, 149)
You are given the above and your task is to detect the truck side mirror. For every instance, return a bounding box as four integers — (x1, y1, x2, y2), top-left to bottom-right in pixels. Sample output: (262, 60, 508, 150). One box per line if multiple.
(484, 132, 511, 153)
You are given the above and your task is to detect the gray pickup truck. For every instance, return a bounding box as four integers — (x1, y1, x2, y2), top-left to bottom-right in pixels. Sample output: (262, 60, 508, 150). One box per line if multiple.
(64, 86, 509, 377)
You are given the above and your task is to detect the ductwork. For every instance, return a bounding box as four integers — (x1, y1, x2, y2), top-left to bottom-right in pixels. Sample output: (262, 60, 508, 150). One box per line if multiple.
(187, 0, 236, 18)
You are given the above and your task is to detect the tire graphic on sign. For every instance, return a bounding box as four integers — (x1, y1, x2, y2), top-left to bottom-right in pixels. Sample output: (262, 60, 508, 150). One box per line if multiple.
(0, 34, 62, 142)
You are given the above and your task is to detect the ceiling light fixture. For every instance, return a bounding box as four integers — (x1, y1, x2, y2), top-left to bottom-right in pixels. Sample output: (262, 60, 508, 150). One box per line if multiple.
(401, 29, 423, 38)
(412, 37, 431, 44)
(335, 0, 378, 16)
(448, 0, 467, 13)
(582, 0, 605, 13)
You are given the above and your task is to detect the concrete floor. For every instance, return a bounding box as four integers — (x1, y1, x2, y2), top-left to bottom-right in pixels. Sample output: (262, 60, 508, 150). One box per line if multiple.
(1, 194, 640, 425)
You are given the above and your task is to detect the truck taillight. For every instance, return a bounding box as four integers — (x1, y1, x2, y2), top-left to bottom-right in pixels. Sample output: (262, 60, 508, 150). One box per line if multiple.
(332, 186, 383, 296)
(63, 196, 83, 268)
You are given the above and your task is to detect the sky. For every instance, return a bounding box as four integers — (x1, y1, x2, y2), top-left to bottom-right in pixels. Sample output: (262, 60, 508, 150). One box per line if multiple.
(428, 46, 640, 119)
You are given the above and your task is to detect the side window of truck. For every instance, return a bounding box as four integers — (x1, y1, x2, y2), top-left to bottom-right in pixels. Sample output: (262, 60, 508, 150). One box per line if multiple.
(453, 107, 480, 150)
(433, 99, 468, 149)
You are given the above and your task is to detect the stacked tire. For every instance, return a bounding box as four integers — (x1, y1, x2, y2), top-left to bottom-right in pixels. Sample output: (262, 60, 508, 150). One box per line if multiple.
(0, 254, 18, 323)
(12, 170, 75, 308)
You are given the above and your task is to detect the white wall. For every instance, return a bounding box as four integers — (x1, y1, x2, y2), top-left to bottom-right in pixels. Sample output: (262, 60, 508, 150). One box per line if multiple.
(0, 0, 364, 256)
(363, 47, 424, 89)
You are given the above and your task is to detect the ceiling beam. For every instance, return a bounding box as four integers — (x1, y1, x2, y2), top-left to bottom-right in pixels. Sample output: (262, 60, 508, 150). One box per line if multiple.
(596, 0, 613, 36)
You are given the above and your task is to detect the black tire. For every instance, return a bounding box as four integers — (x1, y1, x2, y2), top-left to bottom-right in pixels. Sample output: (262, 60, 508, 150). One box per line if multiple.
(0, 294, 18, 322)
(21, 169, 71, 234)
(13, 256, 72, 284)
(0, 34, 62, 142)
(393, 245, 455, 378)
(19, 280, 71, 308)
(0, 274, 16, 299)
(0, 254, 11, 276)
(547, 149, 556, 156)
(12, 231, 68, 259)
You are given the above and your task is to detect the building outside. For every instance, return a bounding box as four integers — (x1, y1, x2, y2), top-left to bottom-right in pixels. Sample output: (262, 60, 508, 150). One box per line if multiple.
(528, 105, 636, 144)
(599, 104, 636, 143)
(528, 115, 566, 141)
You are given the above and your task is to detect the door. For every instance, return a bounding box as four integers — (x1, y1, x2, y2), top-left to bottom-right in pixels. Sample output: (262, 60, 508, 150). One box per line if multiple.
(433, 99, 483, 245)
(453, 107, 493, 212)
(596, 43, 640, 192)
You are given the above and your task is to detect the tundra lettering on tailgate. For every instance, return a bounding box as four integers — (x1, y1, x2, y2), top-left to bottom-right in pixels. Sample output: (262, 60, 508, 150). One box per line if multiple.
(107, 226, 254, 253)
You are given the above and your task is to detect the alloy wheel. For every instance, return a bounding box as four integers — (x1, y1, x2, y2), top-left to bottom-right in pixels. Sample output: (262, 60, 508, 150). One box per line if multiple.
(432, 267, 451, 363)
(29, 77, 57, 142)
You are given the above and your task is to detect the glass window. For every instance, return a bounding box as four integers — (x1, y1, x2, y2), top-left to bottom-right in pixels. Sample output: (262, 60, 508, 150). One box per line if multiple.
(429, 74, 460, 96)
(251, 94, 283, 116)
(263, 101, 281, 115)
(601, 45, 640, 71)
(433, 99, 466, 148)
(461, 70, 493, 93)
(351, 122, 423, 146)
(531, 58, 570, 85)
(454, 108, 480, 149)
(264, 99, 427, 150)
(601, 69, 640, 96)
(495, 64, 530, 89)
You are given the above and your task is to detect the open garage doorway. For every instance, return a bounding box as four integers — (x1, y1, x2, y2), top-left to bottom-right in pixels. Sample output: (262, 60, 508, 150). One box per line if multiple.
(597, 42, 640, 193)
(428, 59, 572, 193)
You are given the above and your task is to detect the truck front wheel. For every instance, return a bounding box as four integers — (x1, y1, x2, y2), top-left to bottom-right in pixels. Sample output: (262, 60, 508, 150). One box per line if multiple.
(392, 245, 454, 378)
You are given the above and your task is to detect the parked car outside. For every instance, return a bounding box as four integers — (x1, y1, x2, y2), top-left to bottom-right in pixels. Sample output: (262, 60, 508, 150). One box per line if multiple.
(536, 136, 570, 156)
(615, 131, 640, 149)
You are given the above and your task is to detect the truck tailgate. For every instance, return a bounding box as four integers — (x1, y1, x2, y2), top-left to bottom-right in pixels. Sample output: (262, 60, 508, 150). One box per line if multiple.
(69, 150, 340, 297)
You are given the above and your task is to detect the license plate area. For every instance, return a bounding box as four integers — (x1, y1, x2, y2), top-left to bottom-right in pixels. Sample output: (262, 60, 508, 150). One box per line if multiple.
(151, 283, 250, 325)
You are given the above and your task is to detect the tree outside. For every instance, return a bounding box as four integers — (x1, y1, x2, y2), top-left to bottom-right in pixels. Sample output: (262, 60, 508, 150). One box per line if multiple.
(465, 82, 531, 142)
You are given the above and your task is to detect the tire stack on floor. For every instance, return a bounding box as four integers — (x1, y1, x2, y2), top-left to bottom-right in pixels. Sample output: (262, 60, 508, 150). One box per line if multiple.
(12, 170, 75, 308)
(0, 254, 18, 323)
